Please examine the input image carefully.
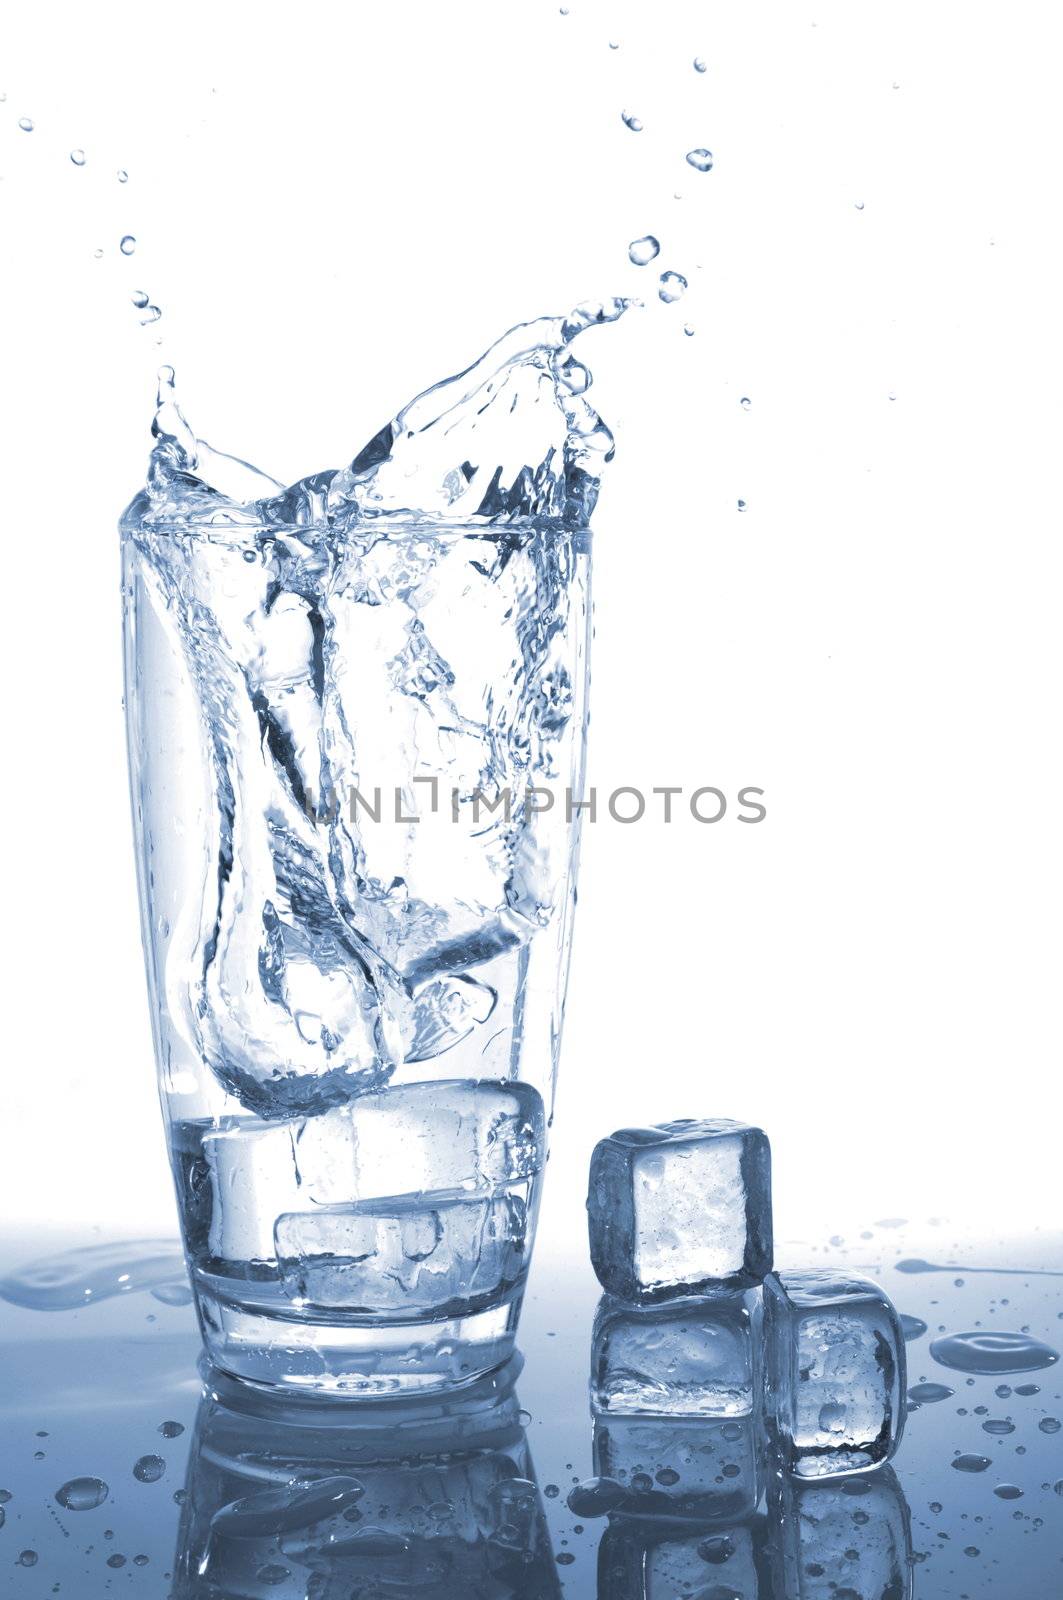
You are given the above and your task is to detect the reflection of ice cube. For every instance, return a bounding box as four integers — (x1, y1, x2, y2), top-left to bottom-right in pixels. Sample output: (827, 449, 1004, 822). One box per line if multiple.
(764, 1271, 906, 1477)
(592, 1414, 762, 1523)
(769, 1467, 913, 1599)
(591, 1292, 762, 1417)
(184, 1079, 544, 1269)
(275, 1186, 530, 1317)
(598, 1516, 766, 1600)
(587, 1120, 772, 1301)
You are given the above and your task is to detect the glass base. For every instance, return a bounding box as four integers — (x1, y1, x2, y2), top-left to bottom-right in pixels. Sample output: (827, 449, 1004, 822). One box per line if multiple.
(195, 1283, 523, 1397)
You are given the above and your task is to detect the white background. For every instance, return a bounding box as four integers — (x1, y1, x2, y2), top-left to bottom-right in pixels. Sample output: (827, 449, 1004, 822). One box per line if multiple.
(1, 0, 1060, 1248)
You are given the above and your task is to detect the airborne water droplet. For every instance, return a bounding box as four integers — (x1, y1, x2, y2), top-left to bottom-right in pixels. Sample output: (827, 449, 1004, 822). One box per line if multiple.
(737, 499, 747, 512)
(70, 149, 86, 166)
(140, 305, 162, 325)
(683, 324, 695, 336)
(621, 110, 643, 131)
(120, 235, 136, 255)
(854, 200, 865, 210)
(740, 396, 751, 409)
(658, 270, 688, 303)
(693, 57, 707, 72)
(627, 235, 660, 266)
(132, 290, 149, 309)
(117, 169, 128, 183)
(685, 148, 713, 172)
(18, 117, 33, 132)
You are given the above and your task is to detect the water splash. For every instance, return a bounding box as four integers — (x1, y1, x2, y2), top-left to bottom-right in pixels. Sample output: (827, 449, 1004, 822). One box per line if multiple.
(628, 235, 660, 266)
(0, 1240, 187, 1310)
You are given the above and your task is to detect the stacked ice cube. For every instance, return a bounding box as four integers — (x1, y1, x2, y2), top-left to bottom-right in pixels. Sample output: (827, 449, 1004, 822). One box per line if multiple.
(585, 1113, 909, 1484)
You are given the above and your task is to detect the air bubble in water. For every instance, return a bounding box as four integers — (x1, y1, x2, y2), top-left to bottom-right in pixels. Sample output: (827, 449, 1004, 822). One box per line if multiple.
(120, 235, 136, 255)
(628, 235, 660, 266)
(56, 1477, 109, 1511)
(132, 290, 149, 309)
(685, 148, 713, 173)
(621, 111, 643, 132)
(693, 57, 707, 72)
(117, 169, 128, 183)
(658, 270, 688, 303)
(133, 1455, 165, 1483)
(70, 149, 86, 166)
(18, 117, 33, 132)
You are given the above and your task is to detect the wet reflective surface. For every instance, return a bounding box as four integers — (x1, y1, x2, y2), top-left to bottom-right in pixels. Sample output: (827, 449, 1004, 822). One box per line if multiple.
(0, 1224, 1060, 1595)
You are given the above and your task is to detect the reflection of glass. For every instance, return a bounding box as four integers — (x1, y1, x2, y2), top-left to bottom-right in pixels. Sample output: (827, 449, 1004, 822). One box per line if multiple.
(598, 1514, 772, 1600)
(172, 1356, 561, 1598)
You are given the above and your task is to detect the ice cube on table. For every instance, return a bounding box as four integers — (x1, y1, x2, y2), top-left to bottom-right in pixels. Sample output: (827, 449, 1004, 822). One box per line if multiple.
(592, 1414, 763, 1523)
(587, 1119, 772, 1300)
(763, 1270, 906, 1477)
(769, 1466, 913, 1598)
(274, 1185, 530, 1317)
(598, 1515, 767, 1600)
(591, 1291, 762, 1417)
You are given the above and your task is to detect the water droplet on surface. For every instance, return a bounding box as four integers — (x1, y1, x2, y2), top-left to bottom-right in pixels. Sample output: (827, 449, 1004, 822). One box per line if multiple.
(157, 1421, 184, 1439)
(628, 235, 660, 266)
(982, 1418, 1015, 1435)
(697, 1535, 734, 1563)
(952, 1454, 992, 1473)
(685, 148, 713, 172)
(693, 57, 707, 72)
(658, 270, 688, 303)
(1014, 1383, 1040, 1396)
(134, 1554, 149, 1566)
(120, 235, 136, 255)
(621, 110, 643, 131)
(566, 1477, 626, 1517)
(931, 1331, 1059, 1375)
(1039, 1417, 1061, 1433)
(70, 149, 86, 166)
(994, 1484, 1023, 1499)
(556, 1552, 575, 1566)
(18, 117, 33, 132)
(56, 1477, 109, 1511)
(544, 1484, 559, 1498)
(0, 1490, 11, 1503)
(256, 1567, 290, 1587)
(150, 1281, 194, 1306)
(1054, 1480, 1063, 1497)
(18, 1551, 38, 1567)
(117, 169, 128, 183)
(133, 1454, 166, 1483)
(909, 1383, 954, 1404)
(107, 1554, 127, 1569)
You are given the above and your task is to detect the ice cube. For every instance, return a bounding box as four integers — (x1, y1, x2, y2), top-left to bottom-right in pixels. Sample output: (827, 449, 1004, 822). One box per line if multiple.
(591, 1291, 762, 1417)
(598, 1516, 767, 1600)
(592, 1414, 763, 1523)
(275, 1186, 530, 1317)
(587, 1119, 772, 1300)
(763, 1270, 907, 1477)
(769, 1466, 913, 1598)
(184, 1079, 544, 1269)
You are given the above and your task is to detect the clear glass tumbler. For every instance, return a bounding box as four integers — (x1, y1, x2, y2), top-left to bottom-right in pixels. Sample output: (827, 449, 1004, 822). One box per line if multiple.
(122, 510, 591, 1394)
